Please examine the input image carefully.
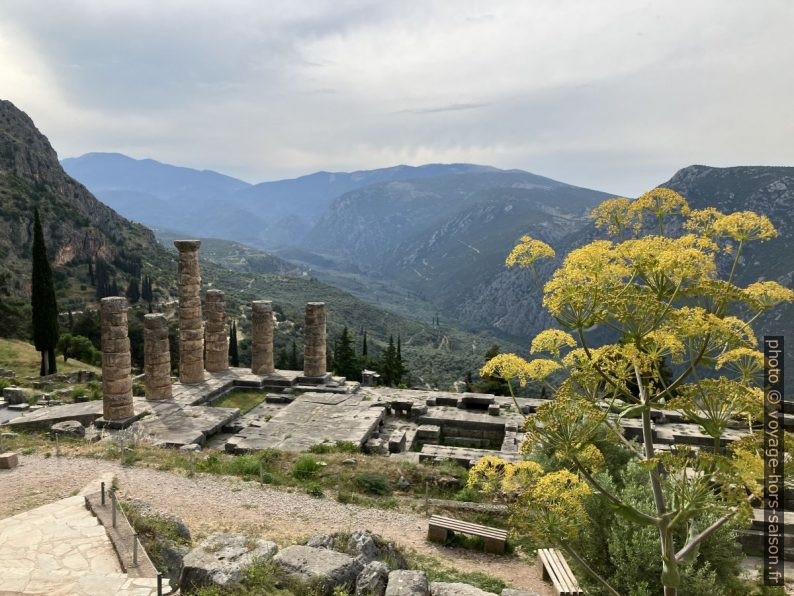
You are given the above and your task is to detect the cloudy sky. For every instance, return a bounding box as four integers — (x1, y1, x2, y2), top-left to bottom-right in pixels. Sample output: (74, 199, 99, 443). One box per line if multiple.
(1, 0, 792, 195)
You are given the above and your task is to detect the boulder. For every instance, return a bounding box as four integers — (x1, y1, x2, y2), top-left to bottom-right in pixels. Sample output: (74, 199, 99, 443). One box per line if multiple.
(306, 533, 335, 549)
(355, 560, 389, 596)
(274, 545, 362, 594)
(347, 529, 382, 563)
(2, 387, 26, 405)
(385, 570, 429, 596)
(155, 537, 190, 588)
(431, 582, 498, 595)
(179, 532, 277, 591)
(50, 420, 85, 438)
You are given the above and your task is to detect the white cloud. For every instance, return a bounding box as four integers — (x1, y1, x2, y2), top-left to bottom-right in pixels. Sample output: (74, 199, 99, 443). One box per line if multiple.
(0, 0, 792, 194)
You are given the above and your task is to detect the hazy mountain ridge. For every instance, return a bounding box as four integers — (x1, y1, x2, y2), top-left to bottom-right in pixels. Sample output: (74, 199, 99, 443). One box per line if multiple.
(2, 100, 517, 386)
(62, 154, 498, 248)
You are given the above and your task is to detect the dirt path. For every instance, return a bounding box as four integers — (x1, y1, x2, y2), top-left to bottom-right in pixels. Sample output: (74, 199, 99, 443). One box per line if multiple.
(0, 455, 550, 594)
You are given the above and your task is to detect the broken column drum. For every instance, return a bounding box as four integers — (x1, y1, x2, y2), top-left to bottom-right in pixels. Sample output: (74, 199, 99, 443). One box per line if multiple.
(251, 300, 274, 374)
(174, 240, 204, 384)
(143, 313, 172, 400)
(303, 302, 326, 377)
(204, 289, 229, 373)
(100, 296, 134, 420)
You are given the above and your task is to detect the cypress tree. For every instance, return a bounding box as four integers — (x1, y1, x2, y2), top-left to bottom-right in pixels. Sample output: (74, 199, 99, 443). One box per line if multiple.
(288, 340, 299, 370)
(229, 320, 240, 367)
(379, 335, 397, 386)
(362, 330, 368, 357)
(31, 208, 59, 375)
(333, 327, 357, 380)
(396, 334, 406, 385)
(126, 276, 140, 303)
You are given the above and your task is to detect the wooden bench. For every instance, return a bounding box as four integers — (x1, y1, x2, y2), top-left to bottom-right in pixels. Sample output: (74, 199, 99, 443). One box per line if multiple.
(427, 514, 508, 554)
(537, 548, 582, 595)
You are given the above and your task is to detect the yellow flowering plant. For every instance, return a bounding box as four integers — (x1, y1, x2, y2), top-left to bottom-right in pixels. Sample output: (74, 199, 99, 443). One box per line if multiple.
(476, 189, 793, 596)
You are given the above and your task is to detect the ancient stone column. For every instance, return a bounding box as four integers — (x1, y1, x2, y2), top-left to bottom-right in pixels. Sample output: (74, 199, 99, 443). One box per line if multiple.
(205, 290, 229, 373)
(303, 302, 326, 377)
(143, 314, 172, 400)
(100, 297, 134, 420)
(174, 240, 204, 384)
(251, 300, 274, 374)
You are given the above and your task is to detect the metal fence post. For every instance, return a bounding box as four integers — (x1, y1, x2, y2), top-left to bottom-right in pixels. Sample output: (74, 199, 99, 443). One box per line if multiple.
(111, 490, 117, 528)
(54, 433, 60, 457)
(101, 481, 105, 506)
(157, 572, 162, 596)
(132, 533, 138, 567)
(425, 480, 429, 516)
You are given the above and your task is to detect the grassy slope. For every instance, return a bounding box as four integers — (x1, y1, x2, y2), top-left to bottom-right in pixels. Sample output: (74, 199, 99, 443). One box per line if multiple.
(0, 338, 100, 377)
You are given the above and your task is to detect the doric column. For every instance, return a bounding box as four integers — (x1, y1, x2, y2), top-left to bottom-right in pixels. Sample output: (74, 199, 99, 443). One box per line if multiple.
(251, 300, 274, 374)
(144, 314, 172, 400)
(303, 302, 326, 377)
(174, 240, 204, 384)
(205, 289, 229, 373)
(100, 297, 134, 420)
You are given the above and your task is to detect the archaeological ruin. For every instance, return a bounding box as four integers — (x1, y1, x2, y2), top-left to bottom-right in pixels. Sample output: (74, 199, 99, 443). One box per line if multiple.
(3, 239, 772, 462)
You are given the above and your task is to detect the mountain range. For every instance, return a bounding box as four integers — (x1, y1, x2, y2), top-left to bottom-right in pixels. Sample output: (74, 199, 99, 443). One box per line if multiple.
(2, 100, 521, 387)
(61, 149, 794, 369)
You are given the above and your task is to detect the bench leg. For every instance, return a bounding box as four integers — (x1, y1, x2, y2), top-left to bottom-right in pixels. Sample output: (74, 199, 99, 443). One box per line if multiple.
(483, 537, 505, 554)
(427, 526, 448, 543)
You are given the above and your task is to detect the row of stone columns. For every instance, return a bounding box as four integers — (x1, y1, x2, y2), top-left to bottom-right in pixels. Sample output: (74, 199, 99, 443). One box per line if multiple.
(99, 239, 329, 420)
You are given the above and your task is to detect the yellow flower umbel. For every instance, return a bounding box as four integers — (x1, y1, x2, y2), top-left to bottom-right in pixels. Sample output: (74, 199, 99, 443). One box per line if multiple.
(629, 187, 690, 236)
(505, 235, 555, 269)
(743, 280, 794, 311)
(530, 329, 577, 359)
(591, 197, 639, 239)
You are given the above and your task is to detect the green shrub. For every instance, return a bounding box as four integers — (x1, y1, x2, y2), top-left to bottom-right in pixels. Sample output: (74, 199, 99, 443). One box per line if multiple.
(0, 378, 12, 391)
(453, 486, 481, 502)
(305, 483, 324, 498)
(293, 456, 321, 480)
(308, 444, 332, 454)
(353, 472, 391, 495)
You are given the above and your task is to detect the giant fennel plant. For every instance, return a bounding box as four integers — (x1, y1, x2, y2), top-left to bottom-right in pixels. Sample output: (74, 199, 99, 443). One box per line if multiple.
(470, 189, 793, 595)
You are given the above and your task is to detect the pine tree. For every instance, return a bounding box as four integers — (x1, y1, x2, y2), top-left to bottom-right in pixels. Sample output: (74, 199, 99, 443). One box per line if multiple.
(333, 327, 358, 380)
(362, 330, 368, 358)
(229, 320, 240, 367)
(88, 260, 94, 285)
(31, 208, 59, 375)
(67, 310, 74, 331)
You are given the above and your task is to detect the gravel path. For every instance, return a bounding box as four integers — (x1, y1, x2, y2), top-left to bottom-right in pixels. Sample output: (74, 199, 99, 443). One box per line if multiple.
(0, 455, 551, 594)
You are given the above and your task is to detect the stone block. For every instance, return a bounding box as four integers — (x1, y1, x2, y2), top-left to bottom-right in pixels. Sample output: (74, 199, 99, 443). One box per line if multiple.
(0, 452, 19, 469)
(488, 404, 501, 416)
(388, 429, 407, 453)
(274, 545, 362, 595)
(430, 583, 498, 595)
(2, 387, 26, 405)
(356, 560, 389, 596)
(385, 570, 429, 596)
(416, 424, 441, 442)
(50, 420, 85, 438)
(179, 532, 277, 591)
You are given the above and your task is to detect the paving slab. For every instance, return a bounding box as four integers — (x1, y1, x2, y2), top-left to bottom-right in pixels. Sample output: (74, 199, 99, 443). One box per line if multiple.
(133, 401, 240, 448)
(3, 401, 105, 431)
(226, 393, 385, 453)
(0, 494, 165, 595)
